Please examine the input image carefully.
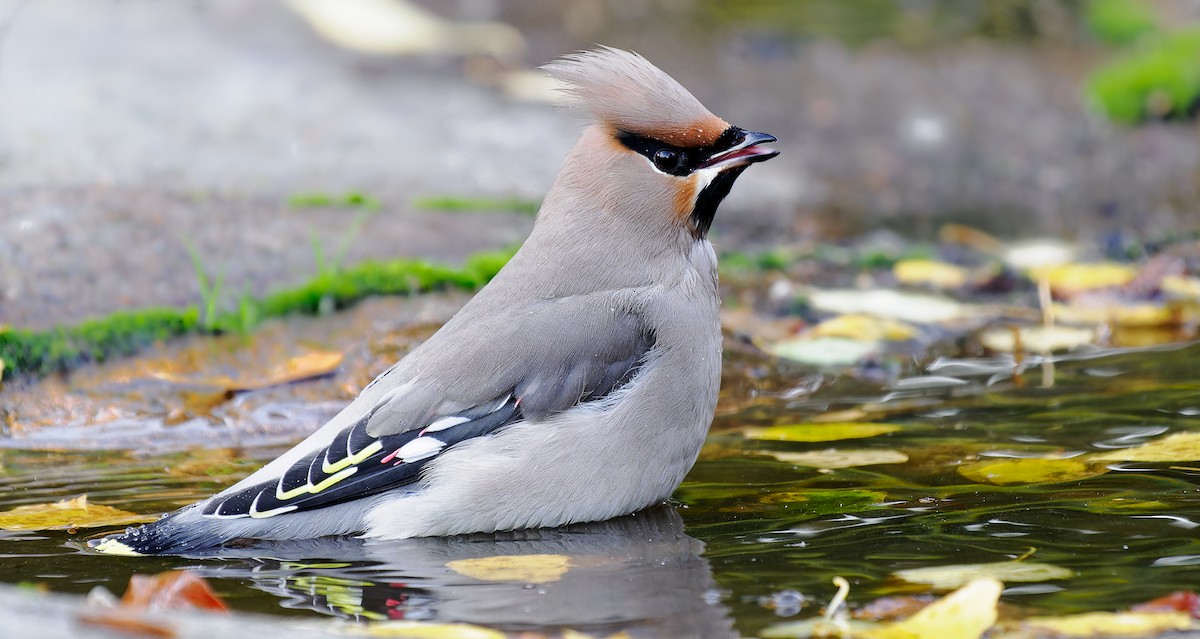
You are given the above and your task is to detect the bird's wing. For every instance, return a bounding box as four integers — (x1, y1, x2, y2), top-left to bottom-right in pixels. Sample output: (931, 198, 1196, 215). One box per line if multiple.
(201, 295, 653, 520)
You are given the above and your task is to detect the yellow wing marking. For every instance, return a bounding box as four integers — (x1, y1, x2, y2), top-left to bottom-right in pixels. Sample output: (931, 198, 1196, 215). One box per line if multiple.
(273, 440, 384, 504)
(322, 440, 384, 475)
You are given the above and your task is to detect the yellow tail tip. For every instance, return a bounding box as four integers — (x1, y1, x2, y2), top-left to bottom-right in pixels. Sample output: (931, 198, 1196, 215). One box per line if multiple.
(91, 537, 144, 557)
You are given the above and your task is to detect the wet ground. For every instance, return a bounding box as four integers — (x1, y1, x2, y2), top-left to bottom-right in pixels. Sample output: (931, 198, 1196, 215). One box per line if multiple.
(1, 287, 1199, 636)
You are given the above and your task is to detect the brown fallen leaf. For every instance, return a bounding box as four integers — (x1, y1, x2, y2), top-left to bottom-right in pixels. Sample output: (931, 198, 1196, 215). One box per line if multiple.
(0, 495, 156, 531)
(149, 349, 344, 392)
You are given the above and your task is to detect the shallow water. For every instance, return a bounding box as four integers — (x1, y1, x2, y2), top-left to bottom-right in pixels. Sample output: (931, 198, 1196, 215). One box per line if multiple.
(1, 330, 1198, 636)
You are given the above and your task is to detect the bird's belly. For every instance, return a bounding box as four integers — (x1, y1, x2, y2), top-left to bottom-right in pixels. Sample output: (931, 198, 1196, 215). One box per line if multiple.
(362, 358, 718, 539)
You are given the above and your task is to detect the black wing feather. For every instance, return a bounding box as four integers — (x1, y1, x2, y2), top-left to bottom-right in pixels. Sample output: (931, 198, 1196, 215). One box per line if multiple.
(203, 398, 521, 519)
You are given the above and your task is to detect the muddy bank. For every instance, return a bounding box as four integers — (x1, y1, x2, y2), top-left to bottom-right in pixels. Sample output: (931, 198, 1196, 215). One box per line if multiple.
(2, 0, 1198, 331)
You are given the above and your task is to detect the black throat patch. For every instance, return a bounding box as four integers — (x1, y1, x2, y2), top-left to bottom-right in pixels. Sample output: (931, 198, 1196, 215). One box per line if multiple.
(690, 165, 748, 239)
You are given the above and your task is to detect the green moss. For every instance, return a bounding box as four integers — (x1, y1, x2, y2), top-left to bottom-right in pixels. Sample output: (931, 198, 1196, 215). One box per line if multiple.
(0, 308, 200, 376)
(0, 249, 516, 380)
(1086, 0, 1157, 46)
(288, 191, 382, 211)
(1086, 28, 1200, 123)
(413, 195, 540, 216)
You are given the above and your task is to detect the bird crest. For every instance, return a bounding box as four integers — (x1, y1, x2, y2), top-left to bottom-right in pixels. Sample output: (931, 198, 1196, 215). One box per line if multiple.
(543, 47, 729, 147)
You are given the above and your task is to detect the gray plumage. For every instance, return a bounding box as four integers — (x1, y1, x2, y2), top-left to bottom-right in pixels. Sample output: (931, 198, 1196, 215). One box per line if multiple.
(92, 47, 777, 555)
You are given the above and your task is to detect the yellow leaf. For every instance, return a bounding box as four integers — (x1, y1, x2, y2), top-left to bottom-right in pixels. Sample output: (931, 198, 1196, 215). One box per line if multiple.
(762, 618, 881, 638)
(865, 578, 1001, 639)
(770, 449, 909, 469)
(335, 621, 507, 639)
(979, 325, 1096, 353)
(957, 458, 1108, 485)
(894, 259, 969, 289)
(0, 495, 157, 531)
(743, 422, 901, 443)
(1028, 262, 1137, 295)
(894, 561, 1072, 590)
(1001, 240, 1078, 271)
(1163, 275, 1200, 301)
(1052, 302, 1178, 328)
(807, 288, 979, 323)
(446, 554, 571, 584)
(1090, 431, 1200, 462)
(1013, 611, 1193, 637)
(766, 337, 880, 367)
(808, 314, 919, 342)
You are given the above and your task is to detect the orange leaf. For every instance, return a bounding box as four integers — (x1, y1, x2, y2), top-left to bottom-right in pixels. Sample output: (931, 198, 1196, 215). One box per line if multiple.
(78, 612, 177, 638)
(121, 571, 228, 612)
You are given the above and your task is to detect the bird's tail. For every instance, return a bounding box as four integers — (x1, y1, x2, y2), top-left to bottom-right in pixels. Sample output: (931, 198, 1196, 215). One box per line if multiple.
(89, 505, 232, 556)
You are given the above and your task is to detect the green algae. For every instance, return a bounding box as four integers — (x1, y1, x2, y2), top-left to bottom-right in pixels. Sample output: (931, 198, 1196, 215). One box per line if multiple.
(0, 249, 514, 380)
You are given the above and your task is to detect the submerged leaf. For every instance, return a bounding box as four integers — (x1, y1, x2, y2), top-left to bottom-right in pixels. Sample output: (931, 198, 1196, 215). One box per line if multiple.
(770, 449, 909, 469)
(0, 495, 155, 531)
(864, 578, 1001, 639)
(894, 561, 1072, 590)
(1091, 431, 1200, 462)
(958, 458, 1109, 485)
(446, 554, 571, 584)
(744, 422, 901, 443)
(758, 489, 888, 515)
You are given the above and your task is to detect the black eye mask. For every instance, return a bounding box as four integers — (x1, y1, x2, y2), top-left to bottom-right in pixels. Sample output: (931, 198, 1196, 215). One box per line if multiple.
(616, 126, 743, 177)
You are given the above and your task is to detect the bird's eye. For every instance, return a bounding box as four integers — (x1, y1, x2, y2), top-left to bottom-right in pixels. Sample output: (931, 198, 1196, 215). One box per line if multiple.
(653, 148, 683, 173)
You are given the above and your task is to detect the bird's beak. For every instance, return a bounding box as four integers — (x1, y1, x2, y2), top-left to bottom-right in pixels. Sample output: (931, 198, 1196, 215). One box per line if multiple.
(700, 130, 779, 171)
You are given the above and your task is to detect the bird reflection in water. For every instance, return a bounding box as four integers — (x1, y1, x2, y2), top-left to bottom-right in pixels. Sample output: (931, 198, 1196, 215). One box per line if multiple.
(190, 505, 737, 638)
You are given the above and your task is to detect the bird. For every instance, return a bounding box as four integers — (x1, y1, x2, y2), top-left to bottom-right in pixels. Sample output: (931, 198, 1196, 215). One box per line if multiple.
(91, 47, 778, 555)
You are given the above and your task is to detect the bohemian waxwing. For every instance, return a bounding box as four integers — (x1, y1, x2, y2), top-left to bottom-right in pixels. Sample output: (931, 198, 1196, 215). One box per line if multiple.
(93, 47, 778, 555)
